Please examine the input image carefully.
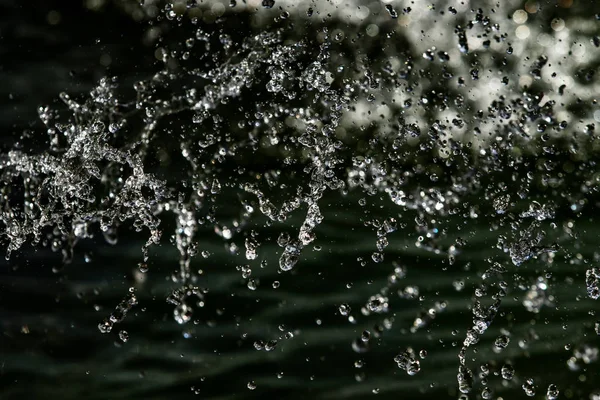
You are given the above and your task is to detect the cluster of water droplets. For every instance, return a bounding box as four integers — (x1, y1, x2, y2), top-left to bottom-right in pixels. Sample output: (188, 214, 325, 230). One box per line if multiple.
(98, 288, 139, 334)
(2, 0, 600, 397)
(394, 348, 421, 376)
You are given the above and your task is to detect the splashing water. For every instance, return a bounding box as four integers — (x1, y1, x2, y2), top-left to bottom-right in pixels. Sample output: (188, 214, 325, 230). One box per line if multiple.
(2, 0, 600, 399)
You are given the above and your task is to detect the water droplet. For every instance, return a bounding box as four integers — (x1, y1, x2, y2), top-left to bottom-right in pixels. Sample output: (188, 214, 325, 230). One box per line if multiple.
(119, 330, 129, 343)
(546, 384, 559, 400)
(501, 364, 515, 380)
(522, 378, 536, 397)
(338, 303, 351, 316)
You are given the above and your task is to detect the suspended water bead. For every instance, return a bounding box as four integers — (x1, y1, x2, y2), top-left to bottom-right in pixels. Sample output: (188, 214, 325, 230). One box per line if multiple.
(406, 360, 421, 376)
(277, 232, 290, 247)
(361, 330, 371, 342)
(265, 340, 278, 351)
(494, 334, 510, 350)
(98, 318, 113, 334)
(279, 243, 301, 271)
(481, 387, 492, 399)
(338, 303, 351, 316)
(119, 330, 129, 343)
(376, 237, 388, 251)
(546, 384, 559, 400)
(238, 265, 252, 280)
(247, 381, 257, 390)
(247, 278, 258, 291)
(522, 378, 536, 397)
(501, 364, 515, 380)
(254, 341, 264, 351)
